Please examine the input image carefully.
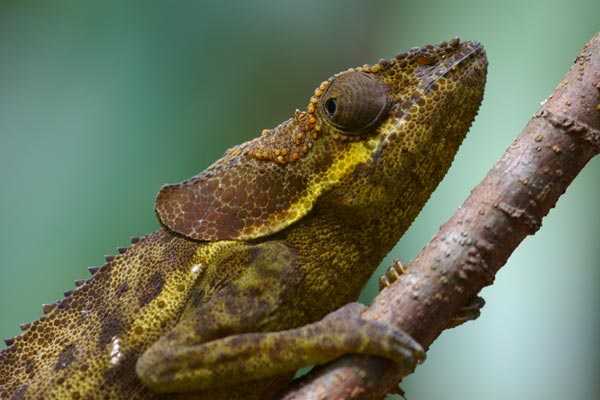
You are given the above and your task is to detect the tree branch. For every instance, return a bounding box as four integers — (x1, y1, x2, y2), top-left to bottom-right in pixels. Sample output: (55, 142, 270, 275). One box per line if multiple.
(276, 32, 600, 400)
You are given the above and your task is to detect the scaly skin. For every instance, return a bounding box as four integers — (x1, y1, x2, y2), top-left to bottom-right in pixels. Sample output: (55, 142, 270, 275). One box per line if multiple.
(0, 38, 487, 399)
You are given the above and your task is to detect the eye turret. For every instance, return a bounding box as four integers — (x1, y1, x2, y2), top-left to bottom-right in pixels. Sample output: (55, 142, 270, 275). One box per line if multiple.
(319, 72, 389, 134)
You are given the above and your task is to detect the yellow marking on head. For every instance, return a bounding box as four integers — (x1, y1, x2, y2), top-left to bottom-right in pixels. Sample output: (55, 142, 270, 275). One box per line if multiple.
(252, 139, 378, 236)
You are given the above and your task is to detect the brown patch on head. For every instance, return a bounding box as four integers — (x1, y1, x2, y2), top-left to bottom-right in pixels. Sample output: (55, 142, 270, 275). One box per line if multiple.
(155, 154, 299, 241)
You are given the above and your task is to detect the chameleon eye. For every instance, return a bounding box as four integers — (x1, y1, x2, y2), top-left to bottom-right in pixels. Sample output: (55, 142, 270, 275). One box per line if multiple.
(325, 98, 338, 116)
(320, 71, 389, 134)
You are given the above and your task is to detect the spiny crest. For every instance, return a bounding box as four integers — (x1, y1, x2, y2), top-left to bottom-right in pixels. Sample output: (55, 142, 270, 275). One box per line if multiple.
(2, 239, 141, 350)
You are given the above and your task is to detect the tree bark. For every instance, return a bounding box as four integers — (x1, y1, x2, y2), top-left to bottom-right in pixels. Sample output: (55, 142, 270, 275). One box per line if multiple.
(276, 32, 600, 400)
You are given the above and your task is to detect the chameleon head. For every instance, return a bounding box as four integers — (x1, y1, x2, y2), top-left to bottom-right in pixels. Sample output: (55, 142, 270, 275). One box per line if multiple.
(314, 38, 488, 222)
(155, 38, 487, 241)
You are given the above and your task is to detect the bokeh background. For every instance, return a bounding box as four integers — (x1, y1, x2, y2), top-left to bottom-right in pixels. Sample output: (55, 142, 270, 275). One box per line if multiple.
(1, 1, 598, 399)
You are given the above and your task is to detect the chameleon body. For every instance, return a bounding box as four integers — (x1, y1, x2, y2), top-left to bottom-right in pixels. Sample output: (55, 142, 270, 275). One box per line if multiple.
(0, 38, 487, 399)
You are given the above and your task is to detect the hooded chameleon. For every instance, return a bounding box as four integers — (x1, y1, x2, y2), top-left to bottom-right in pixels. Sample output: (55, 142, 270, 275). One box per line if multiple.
(0, 38, 487, 399)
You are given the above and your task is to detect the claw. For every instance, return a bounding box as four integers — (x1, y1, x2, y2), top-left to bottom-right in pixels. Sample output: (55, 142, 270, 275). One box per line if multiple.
(379, 259, 407, 290)
(448, 296, 486, 328)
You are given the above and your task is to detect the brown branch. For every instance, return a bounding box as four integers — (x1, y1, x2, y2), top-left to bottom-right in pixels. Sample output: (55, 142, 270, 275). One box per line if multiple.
(276, 32, 600, 400)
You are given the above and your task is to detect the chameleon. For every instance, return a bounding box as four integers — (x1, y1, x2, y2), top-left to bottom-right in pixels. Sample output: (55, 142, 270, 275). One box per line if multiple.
(0, 38, 487, 399)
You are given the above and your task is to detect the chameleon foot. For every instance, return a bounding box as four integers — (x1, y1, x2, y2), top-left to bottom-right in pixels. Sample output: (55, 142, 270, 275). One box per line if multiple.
(137, 302, 425, 392)
(379, 259, 485, 328)
(379, 258, 408, 290)
(321, 302, 426, 367)
(446, 296, 486, 328)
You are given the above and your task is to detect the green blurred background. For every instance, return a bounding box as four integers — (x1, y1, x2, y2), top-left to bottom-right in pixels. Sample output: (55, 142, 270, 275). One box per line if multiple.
(0, 1, 598, 398)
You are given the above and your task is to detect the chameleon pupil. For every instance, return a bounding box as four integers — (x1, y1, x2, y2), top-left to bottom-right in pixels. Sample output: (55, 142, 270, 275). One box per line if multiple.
(325, 98, 337, 115)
